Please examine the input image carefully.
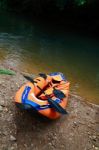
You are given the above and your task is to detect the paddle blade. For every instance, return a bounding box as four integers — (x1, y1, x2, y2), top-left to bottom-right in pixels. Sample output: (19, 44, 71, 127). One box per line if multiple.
(53, 89, 66, 99)
(48, 98, 68, 114)
(39, 73, 47, 79)
(23, 75, 35, 84)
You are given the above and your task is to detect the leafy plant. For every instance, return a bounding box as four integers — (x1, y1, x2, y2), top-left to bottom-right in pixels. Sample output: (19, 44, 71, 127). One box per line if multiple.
(0, 69, 16, 75)
(75, 0, 86, 6)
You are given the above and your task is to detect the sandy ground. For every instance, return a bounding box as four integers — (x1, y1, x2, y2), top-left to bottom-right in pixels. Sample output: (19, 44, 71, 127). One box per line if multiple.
(0, 64, 99, 150)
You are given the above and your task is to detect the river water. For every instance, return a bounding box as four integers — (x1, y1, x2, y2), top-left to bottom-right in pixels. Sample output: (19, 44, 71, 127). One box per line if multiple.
(0, 12, 99, 104)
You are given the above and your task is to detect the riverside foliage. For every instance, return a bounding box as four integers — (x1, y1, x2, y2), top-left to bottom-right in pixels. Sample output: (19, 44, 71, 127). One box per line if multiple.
(0, 0, 98, 14)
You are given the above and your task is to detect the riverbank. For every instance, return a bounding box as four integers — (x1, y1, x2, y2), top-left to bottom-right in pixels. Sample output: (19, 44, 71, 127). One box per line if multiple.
(0, 64, 99, 150)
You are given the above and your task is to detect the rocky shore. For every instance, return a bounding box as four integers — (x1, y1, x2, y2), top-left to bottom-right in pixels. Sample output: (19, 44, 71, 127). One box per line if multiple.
(0, 64, 99, 150)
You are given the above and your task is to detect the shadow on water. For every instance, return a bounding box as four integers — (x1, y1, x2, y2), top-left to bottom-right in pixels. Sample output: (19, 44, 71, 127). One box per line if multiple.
(0, 12, 99, 104)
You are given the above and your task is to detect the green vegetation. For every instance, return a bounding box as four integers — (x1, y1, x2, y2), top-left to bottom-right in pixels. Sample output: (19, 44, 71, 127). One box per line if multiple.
(75, 0, 86, 6)
(0, 69, 16, 75)
(0, 0, 99, 35)
(0, 0, 98, 13)
(0, 0, 7, 10)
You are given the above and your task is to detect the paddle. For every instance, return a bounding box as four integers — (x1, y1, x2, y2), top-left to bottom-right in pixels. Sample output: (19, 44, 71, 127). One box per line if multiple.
(23, 75, 66, 99)
(36, 85, 67, 114)
(47, 98, 67, 114)
(53, 87, 66, 99)
(38, 73, 47, 79)
(23, 75, 36, 84)
(23, 75, 68, 114)
(38, 73, 66, 99)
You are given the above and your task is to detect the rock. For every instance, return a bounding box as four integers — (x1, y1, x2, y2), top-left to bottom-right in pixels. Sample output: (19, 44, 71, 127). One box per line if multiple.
(61, 145, 65, 148)
(86, 112, 89, 115)
(73, 121, 78, 127)
(69, 137, 72, 141)
(8, 146, 15, 150)
(54, 136, 57, 140)
(73, 121, 77, 125)
(0, 105, 3, 112)
(87, 132, 91, 135)
(92, 136, 97, 140)
(7, 116, 12, 122)
(31, 143, 34, 147)
(95, 147, 99, 150)
(10, 135, 16, 141)
(89, 135, 97, 141)
(3, 131, 8, 136)
(74, 83, 79, 89)
(24, 144, 28, 148)
(48, 142, 52, 146)
(0, 100, 5, 106)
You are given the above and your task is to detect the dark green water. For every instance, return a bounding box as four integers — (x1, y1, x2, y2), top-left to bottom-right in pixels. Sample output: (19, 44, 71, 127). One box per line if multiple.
(0, 12, 99, 104)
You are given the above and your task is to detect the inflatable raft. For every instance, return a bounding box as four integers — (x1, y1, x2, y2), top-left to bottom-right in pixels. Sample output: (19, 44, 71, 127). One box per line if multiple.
(15, 72, 70, 119)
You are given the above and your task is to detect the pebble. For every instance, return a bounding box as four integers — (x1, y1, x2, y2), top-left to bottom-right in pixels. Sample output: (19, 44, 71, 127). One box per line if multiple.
(8, 146, 15, 150)
(0, 100, 5, 106)
(10, 135, 16, 141)
(70, 133, 74, 137)
(48, 142, 52, 146)
(4, 107, 8, 112)
(86, 112, 89, 115)
(88, 124, 91, 128)
(92, 135, 97, 139)
(69, 137, 72, 141)
(61, 145, 65, 148)
(73, 121, 78, 127)
(74, 83, 79, 88)
(54, 136, 57, 140)
(87, 132, 91, 135)
(95, 147, 99, 150)
(0, 105, 3, 112)
(89, 135, 97, 141)
(73, 121, 77, 125)
(31, 143, 34, 147)
(7, 116, 12, 122)
(3, 131, 8, 136)
(24, 144, 28, 148)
